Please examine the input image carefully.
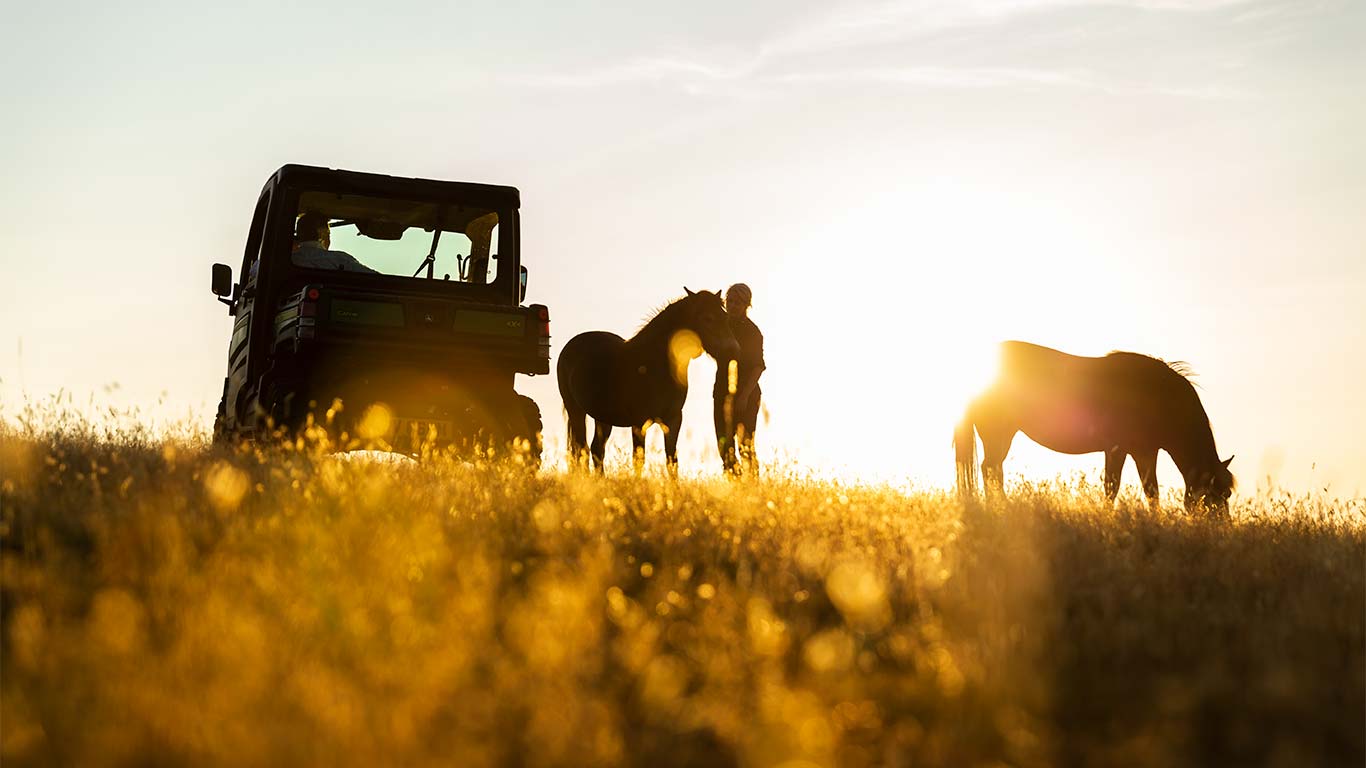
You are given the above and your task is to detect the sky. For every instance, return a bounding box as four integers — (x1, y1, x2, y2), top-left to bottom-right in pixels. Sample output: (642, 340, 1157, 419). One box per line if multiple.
(1, 0, 1362, 495)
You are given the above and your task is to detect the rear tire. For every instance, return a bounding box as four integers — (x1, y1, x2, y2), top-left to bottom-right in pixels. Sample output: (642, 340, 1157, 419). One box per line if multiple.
(212, 397, 230, 446)
(508, 394, 543, 469)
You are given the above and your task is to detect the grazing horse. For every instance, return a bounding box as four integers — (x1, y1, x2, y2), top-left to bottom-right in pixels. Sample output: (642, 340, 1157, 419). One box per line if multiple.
(558, 288, 741, 474)
(955, 341, 1235, 514)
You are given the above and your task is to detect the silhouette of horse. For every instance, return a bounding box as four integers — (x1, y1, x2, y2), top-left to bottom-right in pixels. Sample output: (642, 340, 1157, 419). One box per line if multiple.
(558, 288, 741, 474)
(955, 341, 1235, 514)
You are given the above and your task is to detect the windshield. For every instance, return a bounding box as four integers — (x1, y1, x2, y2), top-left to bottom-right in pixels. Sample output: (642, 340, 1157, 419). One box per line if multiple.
(292, 191, 503, 284)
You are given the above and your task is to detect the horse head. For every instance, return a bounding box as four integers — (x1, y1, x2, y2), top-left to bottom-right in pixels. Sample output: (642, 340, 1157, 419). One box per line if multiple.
(680, 287, 741, 361)
(1185, 455, 1235, 516)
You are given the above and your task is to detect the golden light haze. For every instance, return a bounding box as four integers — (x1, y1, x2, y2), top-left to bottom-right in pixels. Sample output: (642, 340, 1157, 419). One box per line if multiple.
(1, 0, 1362, 493)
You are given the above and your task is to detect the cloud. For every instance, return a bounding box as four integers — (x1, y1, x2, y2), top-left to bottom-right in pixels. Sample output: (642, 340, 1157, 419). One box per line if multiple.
(759, 0, 1271, 59)
(508, 59, 1247, 101)
(506, 0, 1284, 96)
(508, 58, 754, 89)
(769, 65, 1249, 98)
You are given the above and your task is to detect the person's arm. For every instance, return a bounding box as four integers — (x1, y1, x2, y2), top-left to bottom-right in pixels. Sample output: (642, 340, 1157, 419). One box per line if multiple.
(335, 250, 380, 274)
(732, 366, 764, 404)
(735, 334, 765, 403)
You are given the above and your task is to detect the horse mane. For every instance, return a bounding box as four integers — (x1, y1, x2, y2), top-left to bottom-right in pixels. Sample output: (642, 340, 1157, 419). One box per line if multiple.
(1104, 349, 1222, 471)
(1164, 360, 1197, 381)
(637, 297, 679, 328)
(1106, 350, 1199, 386)
(632, 293, 694, 338)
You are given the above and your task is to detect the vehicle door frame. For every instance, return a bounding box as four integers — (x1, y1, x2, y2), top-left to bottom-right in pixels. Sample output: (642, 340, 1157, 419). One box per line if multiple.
(224, 180, 277, 431)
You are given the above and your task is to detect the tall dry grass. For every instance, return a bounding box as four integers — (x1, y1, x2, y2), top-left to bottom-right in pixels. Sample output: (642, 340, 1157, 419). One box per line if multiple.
(1, 411, 1362, 767)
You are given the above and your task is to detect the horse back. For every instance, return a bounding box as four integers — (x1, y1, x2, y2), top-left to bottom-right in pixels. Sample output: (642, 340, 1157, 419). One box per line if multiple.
(995, 340, 1199, 449)
(560, 331, 627, 363)
(557, 330, 625, 385)
(558, 330, 684, 426)
(999, 341, 1180, 396)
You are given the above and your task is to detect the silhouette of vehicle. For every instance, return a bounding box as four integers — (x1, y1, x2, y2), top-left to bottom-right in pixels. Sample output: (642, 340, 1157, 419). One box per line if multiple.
(209, 164, 549, 461)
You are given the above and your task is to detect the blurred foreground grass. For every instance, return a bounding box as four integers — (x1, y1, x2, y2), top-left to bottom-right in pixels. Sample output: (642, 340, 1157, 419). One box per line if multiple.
(1, 421, 1362, 767)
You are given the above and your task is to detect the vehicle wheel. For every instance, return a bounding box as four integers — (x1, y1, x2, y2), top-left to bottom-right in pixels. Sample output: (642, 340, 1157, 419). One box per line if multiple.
(259, 380, 308, 439)
(212, 397, 230, 445)
(508, 394, 543, 468)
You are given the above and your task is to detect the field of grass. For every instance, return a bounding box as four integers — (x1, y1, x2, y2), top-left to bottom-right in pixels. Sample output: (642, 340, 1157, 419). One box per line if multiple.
(1, 419, 1362, 767)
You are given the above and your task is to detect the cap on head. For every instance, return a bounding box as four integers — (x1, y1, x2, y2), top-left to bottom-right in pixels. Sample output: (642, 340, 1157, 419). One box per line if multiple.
(295, 212, 330, 242)
(725, 283, 752, 310)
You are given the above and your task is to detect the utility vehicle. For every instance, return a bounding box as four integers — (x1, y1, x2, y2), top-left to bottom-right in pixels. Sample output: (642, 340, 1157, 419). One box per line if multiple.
(210, 164, 548, 460)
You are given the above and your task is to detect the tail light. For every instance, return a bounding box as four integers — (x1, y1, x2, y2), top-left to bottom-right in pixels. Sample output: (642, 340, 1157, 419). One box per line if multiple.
(529, 304, 550, 367)
(298, 284, 321, 340)
(536, 305, 550, 338)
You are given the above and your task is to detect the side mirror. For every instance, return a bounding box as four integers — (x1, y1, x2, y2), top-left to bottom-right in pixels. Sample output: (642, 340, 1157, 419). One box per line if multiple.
(212, 263, 233, 296)
(211, 263, 235, 310)
(519, 266, 528, 303)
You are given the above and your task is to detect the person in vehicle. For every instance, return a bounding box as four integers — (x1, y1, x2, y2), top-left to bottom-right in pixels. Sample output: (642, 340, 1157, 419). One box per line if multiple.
(462, 211, 499, 284)
(713, 282, 765, 476)
(292, 213, 378, 273)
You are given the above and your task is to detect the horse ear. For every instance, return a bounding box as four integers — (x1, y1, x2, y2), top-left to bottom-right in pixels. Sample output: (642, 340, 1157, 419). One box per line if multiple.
(714, 290, 722, 298)
(1221, 456, 1234, 469)
(684, 286, 695, 296)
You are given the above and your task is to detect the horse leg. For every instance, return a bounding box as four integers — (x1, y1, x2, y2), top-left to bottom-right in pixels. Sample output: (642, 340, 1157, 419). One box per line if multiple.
(662, 413, 682, 480)
(631, 424, 647, 476)
(591, 420, 612, 474)
(1132, 449, 1160, 512)
(565, 404, 589, 469)
(738, 392, 760, 477)
(714, 392, 738, 475)
(736, 423, 755, 478)
(1104, 447, 1126, 504)
(979, 425, 1016, 499)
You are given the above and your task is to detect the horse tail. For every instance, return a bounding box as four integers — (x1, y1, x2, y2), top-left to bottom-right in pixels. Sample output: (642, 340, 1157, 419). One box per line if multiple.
(556, 349, 588, 464)
(954, 408, 979, 497)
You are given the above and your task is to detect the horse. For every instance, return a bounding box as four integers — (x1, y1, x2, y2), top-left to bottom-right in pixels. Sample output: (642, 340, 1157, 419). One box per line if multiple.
(557, 288, 741, 474)
(954, 341, 1235, 515)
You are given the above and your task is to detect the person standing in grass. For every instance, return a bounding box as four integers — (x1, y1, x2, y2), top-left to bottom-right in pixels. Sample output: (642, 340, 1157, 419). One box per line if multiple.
(714, 283, 765, 476)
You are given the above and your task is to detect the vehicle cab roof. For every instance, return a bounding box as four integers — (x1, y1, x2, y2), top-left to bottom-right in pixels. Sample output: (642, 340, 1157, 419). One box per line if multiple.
(270, 164, 521, 208)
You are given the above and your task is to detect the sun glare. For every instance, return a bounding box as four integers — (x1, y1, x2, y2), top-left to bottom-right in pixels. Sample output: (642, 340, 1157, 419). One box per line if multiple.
(743, 177, 1133, 485)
